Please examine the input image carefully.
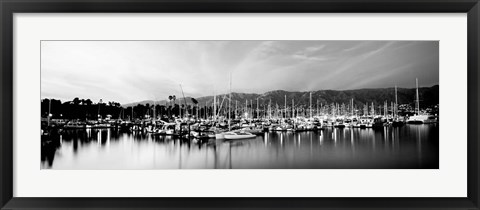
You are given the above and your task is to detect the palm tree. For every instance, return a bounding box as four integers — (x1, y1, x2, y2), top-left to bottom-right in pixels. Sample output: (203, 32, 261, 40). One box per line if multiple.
(172, 95, 177, 116)
(167, 95, 177, 117)
(73, 97, 80, 106)
(85, 99, 93, 106)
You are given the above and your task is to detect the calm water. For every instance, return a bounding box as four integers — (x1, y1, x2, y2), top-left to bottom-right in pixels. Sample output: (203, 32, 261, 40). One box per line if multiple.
(41, 125, 439, 169)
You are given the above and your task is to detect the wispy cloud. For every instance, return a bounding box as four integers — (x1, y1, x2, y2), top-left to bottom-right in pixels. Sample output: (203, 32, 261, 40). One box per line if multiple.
(291, 44, 329, 62)
(41, 41, 438, 104)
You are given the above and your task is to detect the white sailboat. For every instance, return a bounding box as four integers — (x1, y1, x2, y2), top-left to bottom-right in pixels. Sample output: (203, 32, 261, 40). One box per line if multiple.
(224, 130, 256, 140)
(213, 92, 227, 140)
(407, 78, 437, 124)
(215, 72, 233, 140)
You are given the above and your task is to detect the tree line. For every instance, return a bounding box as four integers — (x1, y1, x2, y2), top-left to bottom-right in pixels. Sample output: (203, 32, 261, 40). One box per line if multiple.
(41, 97, 232, 121)
(41, 98, 122, 120)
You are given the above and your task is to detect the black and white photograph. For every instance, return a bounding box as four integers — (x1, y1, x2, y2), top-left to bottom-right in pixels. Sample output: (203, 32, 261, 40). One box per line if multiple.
(40, 40, 439, 169)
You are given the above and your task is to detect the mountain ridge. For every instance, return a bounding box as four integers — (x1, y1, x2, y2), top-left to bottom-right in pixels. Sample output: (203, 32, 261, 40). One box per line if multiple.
(122, 85, 439, 109)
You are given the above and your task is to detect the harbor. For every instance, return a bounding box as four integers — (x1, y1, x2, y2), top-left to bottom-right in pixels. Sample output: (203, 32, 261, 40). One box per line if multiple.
(41, 40, 439, 169)
(41, 80, 439, 169)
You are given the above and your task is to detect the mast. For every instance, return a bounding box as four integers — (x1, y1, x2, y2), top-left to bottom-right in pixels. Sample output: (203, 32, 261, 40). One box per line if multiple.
(153, 100, 156, 120)
(97, 99, 102, 120)
(309, 92, 312, 118)
(250, 100, 253, 120)
(416, 78, 420, 115)
(384, 101, 387, 117)
(371, 102, 374, 116)
(229, 73, 232, 131)
(284, 95, 287, 119)
(317, 99, 319, 117)
(363, 103, 366, 116)
(235, 100, 238, 119)
(48, 99, 52, 126)
(336, 104, 339, 116)
(180, 84, 187, 118)
(351, 98, 354, 116)
(213, 90, 216, 120)
(264, 104, 266, 119)
(256, 98, 259, 119)
(395, 85, 398, 117)
(276, 103, 279, 118)
(269, 99, 272, 119)
(292, 98, 295, 118)
(245, 100, 248, 118)
(391, 102, 394, 118)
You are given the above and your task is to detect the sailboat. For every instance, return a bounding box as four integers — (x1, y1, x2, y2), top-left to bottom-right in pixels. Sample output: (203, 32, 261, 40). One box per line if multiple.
(392, 85, 405, 127)
(213, 91, 227, 140)
(215, 72, 233, 140)
(406, 78, 438, 124)
(224, 130, 256, 140)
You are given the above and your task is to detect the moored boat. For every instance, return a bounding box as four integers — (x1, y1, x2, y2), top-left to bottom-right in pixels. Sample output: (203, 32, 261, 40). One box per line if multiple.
(224, 131, 256, 140)
(407, 114, 437, 124)
(372, 117, 386, 128)
(407, 78, 438, 124)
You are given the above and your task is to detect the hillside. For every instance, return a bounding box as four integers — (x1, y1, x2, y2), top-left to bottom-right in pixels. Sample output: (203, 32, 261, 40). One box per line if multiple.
(123, 85, 439, 109)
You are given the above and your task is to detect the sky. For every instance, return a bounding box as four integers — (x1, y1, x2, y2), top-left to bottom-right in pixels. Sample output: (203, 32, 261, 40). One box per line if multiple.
(41, 41, 439, 104)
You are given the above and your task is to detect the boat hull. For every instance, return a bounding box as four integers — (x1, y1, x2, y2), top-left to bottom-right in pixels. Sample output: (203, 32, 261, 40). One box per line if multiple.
(224, 135, 256, 140)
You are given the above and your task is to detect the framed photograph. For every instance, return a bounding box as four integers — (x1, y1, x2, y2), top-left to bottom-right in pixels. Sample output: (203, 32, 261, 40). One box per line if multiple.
(1, 0, 479, 209)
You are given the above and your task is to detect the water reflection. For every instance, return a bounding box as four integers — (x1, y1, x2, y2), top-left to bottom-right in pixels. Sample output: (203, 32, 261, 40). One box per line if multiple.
(41, 125, 439, 169)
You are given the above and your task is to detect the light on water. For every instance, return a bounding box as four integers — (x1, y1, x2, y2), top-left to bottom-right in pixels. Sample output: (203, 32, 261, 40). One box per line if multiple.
(41, 124, 438, 169)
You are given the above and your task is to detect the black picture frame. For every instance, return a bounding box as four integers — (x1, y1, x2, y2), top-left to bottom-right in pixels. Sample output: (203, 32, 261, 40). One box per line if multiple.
(1, 0, 479, 209)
